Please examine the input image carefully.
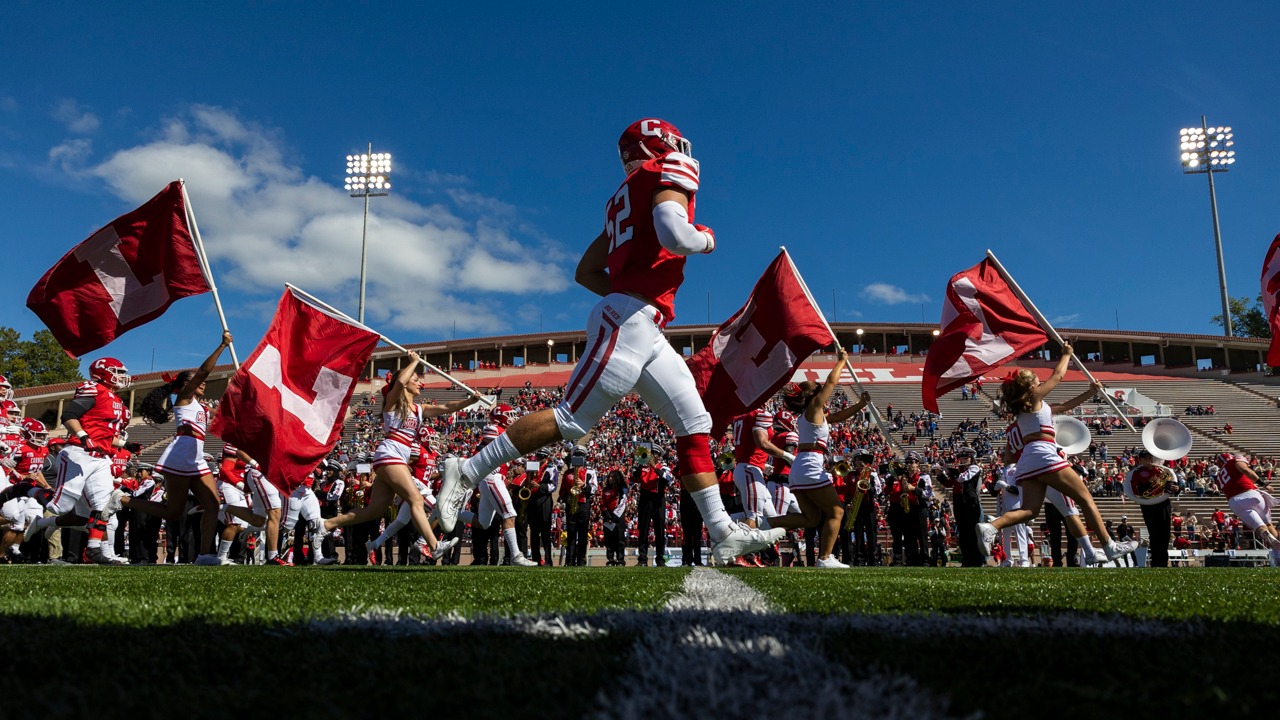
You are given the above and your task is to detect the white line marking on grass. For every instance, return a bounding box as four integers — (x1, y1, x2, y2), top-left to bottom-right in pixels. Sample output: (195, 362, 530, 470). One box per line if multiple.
(590, 568, 959, 720)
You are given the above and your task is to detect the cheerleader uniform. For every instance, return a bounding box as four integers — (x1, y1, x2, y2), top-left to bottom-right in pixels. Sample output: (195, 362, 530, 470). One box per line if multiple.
(791, 415, 831, 491)
(155, 402, 210, 476)
(1006, 403, 1070, 483)
(372, 405, 422, 471)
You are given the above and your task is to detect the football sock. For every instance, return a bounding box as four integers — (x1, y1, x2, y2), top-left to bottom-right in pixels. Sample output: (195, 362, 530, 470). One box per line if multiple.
(502, 527, 520, 556)
(217, 539, 233, 559)
(690, 486, 734, 542)
(464, 434, 521, 484)
(267, 550, 278, 561)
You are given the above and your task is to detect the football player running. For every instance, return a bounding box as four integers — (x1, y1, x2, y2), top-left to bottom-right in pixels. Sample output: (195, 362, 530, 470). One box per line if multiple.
(24, 357, 132, 564)
(437, 118, 784, 565)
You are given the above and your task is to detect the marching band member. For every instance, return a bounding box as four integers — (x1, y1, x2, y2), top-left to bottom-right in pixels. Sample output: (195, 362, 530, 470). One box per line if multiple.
(527, 447, 559, 565)
(948, 446, 984, 566)
(25, 356, 133, 565)
(437, 118, 784, 566)
(559, 447, 594, 567)
(765, 349, 869, 568)
(846, 449, 880, 566)
(317, 351, 480, 558)
(1125, 450, 1173, 567)
(633, 450, 665, 567)
(1211, 452, 1280, 566)
(600, 469, 629, 566)
(123, 333, 232, 565)
(976, 346, 1138, 564)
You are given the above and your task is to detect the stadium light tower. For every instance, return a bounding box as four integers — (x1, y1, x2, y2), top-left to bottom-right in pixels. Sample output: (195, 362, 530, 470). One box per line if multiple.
(345, 144, 392, 324)
(1179, 118, 1236, 336)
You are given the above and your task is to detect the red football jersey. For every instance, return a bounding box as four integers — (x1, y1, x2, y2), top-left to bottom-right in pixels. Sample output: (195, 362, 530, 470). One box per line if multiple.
(412, 449, 438, 483)
(731, 410, 774, 468)
(1214, 455, 1256, 499)
(1, 428, 21, 455)
(71, 381, 127, 447)
(220, 456, 246, 486)
(110, 447, 132, 479)
(14, 443, 49, 476)
(604, 152, 700, 323)
(769, 429, 794, 477)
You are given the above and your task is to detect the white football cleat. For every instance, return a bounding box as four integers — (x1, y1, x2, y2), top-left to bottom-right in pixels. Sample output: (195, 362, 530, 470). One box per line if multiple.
(815, 555, 849, 569)
(975, 522, 997, 562)
(710, 523, 785, 565)
(86, 546, 127, 565)
(315, 554, 338, 566)
(1104, 539, 1139, 562)
(512, 554, 538, 567)
(436, 458, 476, 534)
(23, 515, 49, 544)
(435, 537, 460, 557)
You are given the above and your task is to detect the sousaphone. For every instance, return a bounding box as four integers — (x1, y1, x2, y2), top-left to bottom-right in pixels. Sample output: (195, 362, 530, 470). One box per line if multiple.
(1142, 417, 1193, 461)
(1052, 415, 1091, 456)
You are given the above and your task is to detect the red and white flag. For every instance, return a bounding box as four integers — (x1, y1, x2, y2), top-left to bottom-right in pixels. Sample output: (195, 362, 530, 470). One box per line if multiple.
(26, 181, 211, 357)
(1263, 232, 1280, 367)
(687, 250, 835, 434)
(922, 258, 1048, 413)
(211, 288, 380, 493)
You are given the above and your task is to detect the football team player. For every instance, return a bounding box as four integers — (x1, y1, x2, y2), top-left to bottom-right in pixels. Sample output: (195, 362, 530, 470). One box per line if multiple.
(437, 118, 784, 565)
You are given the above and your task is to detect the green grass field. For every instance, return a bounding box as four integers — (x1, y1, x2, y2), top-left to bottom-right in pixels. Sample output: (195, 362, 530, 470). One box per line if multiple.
(2, 567, 1276, 719)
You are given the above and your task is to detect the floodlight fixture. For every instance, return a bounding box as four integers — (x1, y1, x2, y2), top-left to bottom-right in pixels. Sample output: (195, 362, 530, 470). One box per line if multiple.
(345, 143, 393, 323)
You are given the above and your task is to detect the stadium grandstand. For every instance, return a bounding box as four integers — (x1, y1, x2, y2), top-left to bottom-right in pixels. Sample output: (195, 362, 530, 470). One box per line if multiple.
(9, 322, 1278, 568)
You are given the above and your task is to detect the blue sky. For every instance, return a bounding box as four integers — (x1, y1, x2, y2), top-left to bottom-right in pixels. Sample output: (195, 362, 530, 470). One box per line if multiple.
(2, 2, 1278, 374)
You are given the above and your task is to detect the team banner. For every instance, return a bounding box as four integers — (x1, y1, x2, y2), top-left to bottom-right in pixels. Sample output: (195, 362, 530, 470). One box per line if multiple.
(26, 181, 211, 357)
(1263, 232, 1280, 367)
(922, 258, 1049, 413)
(687, 250, 835, 434)
(211, 287, 380, 493)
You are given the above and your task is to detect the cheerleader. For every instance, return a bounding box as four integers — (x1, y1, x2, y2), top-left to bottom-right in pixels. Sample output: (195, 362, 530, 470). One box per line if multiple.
(316, 351, 480, 556)
(124, 332, 232, 565)
(975, 344, 1138, 564)
(365, 427, 459, 562)
(766, 349, 870, 568)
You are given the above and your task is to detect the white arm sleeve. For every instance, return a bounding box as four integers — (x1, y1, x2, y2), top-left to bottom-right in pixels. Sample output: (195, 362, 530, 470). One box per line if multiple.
(652, 201, 713, 256)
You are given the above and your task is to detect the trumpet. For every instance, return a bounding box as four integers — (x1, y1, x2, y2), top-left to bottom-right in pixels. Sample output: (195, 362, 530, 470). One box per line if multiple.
(832, 459, 851, 477)
(716, 451, 735, 471)
(634, 444, 652, 465)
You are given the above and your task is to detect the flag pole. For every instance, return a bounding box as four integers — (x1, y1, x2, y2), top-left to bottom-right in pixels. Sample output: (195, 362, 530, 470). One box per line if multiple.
(984, 249, 1134, 431)
(284, 283, 494, 408)
(779, 247, 904, 456)
(179, 180, 240, 369)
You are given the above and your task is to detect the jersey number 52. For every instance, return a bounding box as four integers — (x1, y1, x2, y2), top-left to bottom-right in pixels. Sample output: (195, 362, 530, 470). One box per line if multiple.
(606, 184, 633, 252)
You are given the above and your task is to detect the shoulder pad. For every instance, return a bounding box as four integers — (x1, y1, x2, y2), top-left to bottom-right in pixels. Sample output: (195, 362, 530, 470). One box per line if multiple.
(74, 382, 99, 398)
(644, 152, 700, 194)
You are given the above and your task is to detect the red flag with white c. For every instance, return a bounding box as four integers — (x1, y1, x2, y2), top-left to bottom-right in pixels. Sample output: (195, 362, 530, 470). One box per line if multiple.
(1262, 233, 1280, 367)
(211, 288, 380, 493)
(25, 181, 211, 357)
(687, 251, 835, 434)
(921, 258, 1049, 413)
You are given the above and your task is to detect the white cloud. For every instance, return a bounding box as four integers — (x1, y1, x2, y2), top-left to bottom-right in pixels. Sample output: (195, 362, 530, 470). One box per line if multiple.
(861, 283, 930, 305)
(77, 105, 569, 334)
(53, 99, 99, 134)
(48, 139, 93, 172)
(1051, 313, 1081, 326)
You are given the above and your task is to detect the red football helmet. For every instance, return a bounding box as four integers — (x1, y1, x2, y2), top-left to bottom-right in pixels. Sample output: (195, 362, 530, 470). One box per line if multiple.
(417, 425, 441, 453)
(0, 400, 19, 423)
(480, 424, 501, 443)
(773, 410, 796, 432)
(0, 374, 12, 401)
(20, 418, 48, 447)
(1215, 452, 1237, 467)
(89, 357, 131, 390)
(618, 118, 692, 175)
(489, 403, 517, 428)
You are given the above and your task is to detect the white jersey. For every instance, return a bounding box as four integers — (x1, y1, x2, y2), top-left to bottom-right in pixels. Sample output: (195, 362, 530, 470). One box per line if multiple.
(174, 401, 209, 440)
(796, 414, 829, 450)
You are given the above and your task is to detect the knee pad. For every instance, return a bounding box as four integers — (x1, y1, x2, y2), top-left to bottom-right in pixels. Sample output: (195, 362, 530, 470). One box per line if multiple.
(87, 511, 108, 540)
(676, 434, 714, 476)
